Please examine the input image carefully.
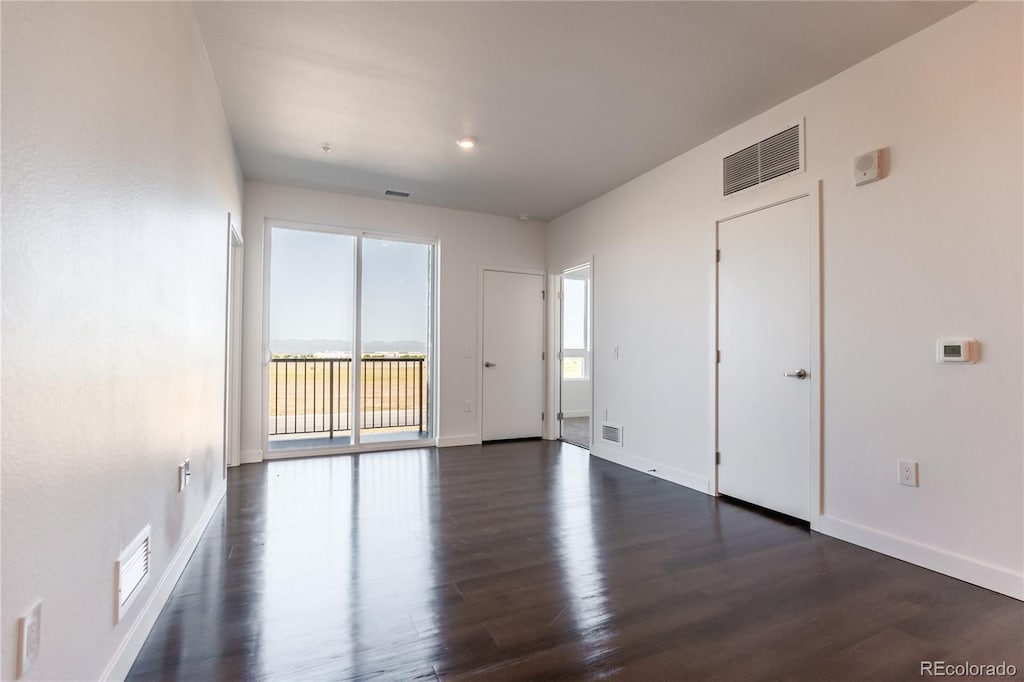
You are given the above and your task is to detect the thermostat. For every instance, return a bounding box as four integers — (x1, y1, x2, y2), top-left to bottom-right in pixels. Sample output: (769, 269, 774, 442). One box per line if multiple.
(936, 338, 976, 364)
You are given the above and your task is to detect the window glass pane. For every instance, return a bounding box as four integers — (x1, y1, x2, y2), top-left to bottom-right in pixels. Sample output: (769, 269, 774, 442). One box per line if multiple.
(268, 227, 356, 445)
(360, 237, 433, 442)
(562, 356, 585, 380)
(564, 278, 587, 350)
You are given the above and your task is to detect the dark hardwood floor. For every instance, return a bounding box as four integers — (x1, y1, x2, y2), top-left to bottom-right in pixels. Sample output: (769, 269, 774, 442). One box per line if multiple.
(128, 441, 1023, 681)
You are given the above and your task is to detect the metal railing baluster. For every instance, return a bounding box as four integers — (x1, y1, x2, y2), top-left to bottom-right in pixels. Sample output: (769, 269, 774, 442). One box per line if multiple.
(268, 357, 427, 438)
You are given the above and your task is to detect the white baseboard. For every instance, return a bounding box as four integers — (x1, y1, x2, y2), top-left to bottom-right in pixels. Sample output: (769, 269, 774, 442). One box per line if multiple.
(438, 434, 481, 447)
(816, 515, 1023, 601)
(240, 449, 263, 464)
(590, 443, 712, 495)
(101, 480, 227, 681)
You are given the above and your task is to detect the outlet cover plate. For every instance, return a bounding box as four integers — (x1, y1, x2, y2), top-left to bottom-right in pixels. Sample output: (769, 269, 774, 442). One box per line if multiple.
(898, 459, 919, 487)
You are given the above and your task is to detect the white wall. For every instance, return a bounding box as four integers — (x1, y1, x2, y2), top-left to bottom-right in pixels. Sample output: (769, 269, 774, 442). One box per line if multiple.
(547, 2, 1023, 598)
(1, 3, 243, 679)
(561, 380, 591, 418)
(240, 182, 547, 460)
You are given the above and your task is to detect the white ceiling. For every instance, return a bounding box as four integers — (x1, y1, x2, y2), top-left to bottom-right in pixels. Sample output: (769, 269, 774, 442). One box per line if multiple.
(194, 1, 967, 221)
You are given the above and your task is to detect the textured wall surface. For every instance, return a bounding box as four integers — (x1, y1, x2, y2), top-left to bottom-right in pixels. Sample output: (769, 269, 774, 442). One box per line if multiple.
(1, 3, 243, 678)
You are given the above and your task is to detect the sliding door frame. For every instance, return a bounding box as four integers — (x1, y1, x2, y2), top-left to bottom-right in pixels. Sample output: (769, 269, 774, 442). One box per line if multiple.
(261, 218, 438, 459)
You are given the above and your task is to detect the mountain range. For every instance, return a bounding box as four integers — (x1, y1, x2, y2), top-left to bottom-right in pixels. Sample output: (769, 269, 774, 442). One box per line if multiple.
(271, 338, 426, 355)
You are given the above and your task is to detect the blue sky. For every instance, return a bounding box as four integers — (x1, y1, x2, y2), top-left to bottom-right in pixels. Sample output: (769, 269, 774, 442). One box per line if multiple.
(269, 228, 429, 345)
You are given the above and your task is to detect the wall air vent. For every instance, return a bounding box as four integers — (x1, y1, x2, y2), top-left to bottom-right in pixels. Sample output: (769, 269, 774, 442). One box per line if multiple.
(384, 189, 411, 198)
(600, 422, 624, 448)
(723, 122, 803, 196)
(116, 525, 151, 623)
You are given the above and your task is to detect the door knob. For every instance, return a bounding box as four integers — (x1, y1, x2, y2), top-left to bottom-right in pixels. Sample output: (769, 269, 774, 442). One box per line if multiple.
(784, 369, 808, 379)
(484, 361, 497, 368)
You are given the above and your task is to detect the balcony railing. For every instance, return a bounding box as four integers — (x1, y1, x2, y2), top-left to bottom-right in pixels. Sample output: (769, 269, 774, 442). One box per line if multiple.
(269, 357, 427, 439)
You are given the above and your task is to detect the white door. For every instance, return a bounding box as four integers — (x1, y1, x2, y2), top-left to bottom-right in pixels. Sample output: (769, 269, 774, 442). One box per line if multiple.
(482, 270, 544, 440)
(718, 196, 812, 520)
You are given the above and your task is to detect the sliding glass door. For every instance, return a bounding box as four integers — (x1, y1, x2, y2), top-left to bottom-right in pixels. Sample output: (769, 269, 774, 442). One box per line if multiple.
(267, 224, 434, 454)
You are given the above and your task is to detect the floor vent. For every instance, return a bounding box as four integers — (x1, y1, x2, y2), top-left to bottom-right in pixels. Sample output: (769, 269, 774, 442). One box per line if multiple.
(723, 122, 803, 196)
(116, 525, 151, 623)
(600, 422, 624, 447)
(384, 189, 411, 198)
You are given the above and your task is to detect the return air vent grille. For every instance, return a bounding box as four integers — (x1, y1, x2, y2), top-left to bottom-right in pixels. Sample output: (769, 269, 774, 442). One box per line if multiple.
(723, 143, 759, 195)
(384, 189, 411, 198)
(116, 525, 151, 623)
(723, 123, 803, 196)
(600, 422, 623, 448)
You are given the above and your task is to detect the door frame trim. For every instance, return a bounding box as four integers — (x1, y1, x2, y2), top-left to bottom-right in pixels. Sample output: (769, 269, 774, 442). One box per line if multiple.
(224, 213, 244, 471)
(713, 180, 823, 529)
(551, 260, 595, 445)
(477, 265, 547, 442)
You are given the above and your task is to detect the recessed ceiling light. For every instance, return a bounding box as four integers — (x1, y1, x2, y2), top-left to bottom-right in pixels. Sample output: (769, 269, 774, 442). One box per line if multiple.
(321, 143, 333, 153)
(456, 136, 477, 149)
(517, 214, 530, 221)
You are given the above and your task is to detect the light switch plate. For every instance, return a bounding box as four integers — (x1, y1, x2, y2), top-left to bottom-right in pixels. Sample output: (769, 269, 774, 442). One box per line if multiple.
(17, 600, 42, 679)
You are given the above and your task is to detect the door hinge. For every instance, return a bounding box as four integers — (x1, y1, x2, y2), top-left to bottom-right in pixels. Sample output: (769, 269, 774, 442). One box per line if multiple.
(716, 249, 721, 262)
(716, 451, 721, 465)
(541, 290, 546, 300)
(557, 412, 564, 421)
(542, 351, 545, 361)
(558, 350, 563, 360)
(541, 412, 545, 421)
(557, 290, 563, 300)
(716, 350, 721, 363)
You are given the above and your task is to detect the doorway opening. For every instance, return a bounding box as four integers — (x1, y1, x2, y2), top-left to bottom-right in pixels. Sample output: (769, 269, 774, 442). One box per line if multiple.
(264, 222, 435, 456)
(559, 263, 592, 449)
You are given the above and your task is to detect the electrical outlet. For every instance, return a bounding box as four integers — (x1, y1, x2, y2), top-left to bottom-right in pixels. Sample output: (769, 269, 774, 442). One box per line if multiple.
(898, 459, 919, 487)
(464, 400, 473, 413)
(178, 463, 187, 492)
(183, 458, 191, 487)
(17, 600, 42, 679)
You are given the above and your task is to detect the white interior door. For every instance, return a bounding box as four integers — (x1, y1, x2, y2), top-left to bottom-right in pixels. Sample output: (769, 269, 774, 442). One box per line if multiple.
(718, 196, 812, 520)
(482, 270, 544, 440)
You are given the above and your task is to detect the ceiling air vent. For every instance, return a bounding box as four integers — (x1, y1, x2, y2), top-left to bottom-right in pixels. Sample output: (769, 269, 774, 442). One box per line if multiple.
(384, 189, 411, 198)
(723, 122, 803, 196)
(600, 422, 623, 448)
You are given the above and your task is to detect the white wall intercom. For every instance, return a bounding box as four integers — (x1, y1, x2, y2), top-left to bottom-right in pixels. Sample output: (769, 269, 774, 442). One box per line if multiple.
(854, 149, 885, 186)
